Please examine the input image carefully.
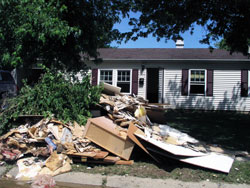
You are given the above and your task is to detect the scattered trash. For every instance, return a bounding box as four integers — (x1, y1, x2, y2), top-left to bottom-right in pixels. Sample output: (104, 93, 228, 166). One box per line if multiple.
(45, 151, 65, 172)
(45, 137, 57, 154)
(31, 174, 56, 188)
(0, 161, 5, 166)
(16, 157, 44, 180)
(61, 128, 73, 144)
(4, 174, 13, 179)
(0, 82, 243, 178)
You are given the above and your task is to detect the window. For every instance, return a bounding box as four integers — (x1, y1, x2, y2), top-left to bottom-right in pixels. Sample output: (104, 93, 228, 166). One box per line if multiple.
(99, 69, 132, 94)
(189, 70, 206, 95)
(100, 70, 113, 85)
(117, 70, 131, 93)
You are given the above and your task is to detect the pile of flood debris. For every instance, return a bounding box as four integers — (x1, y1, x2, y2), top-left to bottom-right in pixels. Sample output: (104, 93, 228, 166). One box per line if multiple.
(0, 83, 245, 180)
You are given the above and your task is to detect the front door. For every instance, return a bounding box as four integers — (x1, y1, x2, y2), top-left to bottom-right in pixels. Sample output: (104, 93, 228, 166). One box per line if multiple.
(147, 68, 159, 103)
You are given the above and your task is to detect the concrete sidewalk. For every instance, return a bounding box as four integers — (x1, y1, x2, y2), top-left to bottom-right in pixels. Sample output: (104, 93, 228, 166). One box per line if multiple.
(1, 166, 250, 188)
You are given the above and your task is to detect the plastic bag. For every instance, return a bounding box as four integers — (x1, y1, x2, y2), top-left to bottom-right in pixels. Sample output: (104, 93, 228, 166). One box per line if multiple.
(134, 105, 147, 123)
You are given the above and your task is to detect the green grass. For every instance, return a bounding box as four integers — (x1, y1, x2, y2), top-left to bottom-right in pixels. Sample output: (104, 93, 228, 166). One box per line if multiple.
(71, 160, 250, 184)
(164, 110, 250, 152)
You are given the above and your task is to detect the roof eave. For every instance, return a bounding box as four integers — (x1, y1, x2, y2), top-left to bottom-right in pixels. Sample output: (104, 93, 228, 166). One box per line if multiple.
(97, 58, 250, 61)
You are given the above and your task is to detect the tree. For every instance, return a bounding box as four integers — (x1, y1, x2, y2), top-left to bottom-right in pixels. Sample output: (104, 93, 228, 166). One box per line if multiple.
(1, 0, 249, 71)
(0, 0, 130, 71)
(215, 39, 231, 51)
(126, 0, 250, 55)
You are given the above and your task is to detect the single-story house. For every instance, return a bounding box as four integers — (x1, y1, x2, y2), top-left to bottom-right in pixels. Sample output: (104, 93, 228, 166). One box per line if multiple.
(86, 47, 250, 111)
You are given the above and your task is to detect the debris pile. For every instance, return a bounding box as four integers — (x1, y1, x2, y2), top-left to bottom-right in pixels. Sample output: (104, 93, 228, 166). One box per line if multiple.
(0, 83, 240, 181)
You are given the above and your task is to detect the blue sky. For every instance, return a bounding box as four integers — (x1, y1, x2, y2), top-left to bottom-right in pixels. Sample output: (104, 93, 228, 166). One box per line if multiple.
(111, 13, 218, 49)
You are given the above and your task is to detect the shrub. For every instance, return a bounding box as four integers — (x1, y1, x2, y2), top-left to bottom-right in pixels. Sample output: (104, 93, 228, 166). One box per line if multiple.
(0, 69, 102, 135)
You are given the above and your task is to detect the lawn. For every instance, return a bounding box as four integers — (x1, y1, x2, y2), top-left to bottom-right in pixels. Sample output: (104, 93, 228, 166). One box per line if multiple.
(164, 110, 250, 153)
(72, 110, 250, 184)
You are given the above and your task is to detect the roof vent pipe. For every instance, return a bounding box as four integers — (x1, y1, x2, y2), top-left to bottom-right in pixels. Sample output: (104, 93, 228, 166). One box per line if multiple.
(176, 39, 184, 48)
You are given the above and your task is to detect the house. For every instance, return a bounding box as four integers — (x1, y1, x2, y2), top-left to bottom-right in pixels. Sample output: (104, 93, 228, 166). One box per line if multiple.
(87, 47, 250, 111)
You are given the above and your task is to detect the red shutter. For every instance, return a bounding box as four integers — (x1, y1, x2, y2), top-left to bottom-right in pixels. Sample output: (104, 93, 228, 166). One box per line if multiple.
(132, 69, 138, 95)
(182, 69, 188, 96)
(241, 70, 248, 97)
(206, 70, 213, 96)
(92, 69, 98, 86)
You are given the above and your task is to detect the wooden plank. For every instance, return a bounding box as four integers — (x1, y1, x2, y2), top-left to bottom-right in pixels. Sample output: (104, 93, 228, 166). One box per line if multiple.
(104, 156, 120, 163)
(67, 152, 96, 158)
(94, 151, 109, 159)
(83, 116, 134, 160)
(115, 160, 134, 165)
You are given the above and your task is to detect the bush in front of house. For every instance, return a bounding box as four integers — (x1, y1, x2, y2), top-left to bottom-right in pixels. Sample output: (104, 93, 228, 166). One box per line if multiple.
(0, 69, 102, 135)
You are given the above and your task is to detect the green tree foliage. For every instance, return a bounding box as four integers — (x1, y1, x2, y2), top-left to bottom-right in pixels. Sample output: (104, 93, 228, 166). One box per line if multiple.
(126, 0, 250, 55)
(215, 39, 231, 51)
(1, 0, 249, 71)
(0, 0, 130, 71)
(0, 69, 102, 134)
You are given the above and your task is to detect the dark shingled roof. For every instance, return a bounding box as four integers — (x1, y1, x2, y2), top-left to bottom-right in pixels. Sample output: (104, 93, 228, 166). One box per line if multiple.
(97, 48, 249, 60)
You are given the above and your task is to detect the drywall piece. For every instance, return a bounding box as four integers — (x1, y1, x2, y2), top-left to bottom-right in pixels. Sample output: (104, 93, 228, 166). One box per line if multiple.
(135, 132, 234, 173)
(47, 123, 60, 140)
(83, 116, 134, 160)
(180, 153, 234, 173)
(102, 82, 121, 95)
(135, 133, 206, 157)
(148, 147, 234, 173)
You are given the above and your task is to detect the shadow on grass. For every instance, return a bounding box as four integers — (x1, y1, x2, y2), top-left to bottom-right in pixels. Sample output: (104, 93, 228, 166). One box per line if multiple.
(163, 110, 250, 153)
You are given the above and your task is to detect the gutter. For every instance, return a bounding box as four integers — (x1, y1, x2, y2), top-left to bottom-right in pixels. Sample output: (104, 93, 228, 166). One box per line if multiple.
(96, 59, 250, 62)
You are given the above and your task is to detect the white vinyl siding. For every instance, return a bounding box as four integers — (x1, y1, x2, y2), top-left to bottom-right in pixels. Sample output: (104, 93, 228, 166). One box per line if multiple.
(213, 70, 242, 111)
(164, 69, 250, 111)
(86, 60, 250, 112)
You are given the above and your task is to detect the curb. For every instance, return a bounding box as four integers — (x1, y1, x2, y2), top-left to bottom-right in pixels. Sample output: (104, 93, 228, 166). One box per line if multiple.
(1, 166, 250, 188)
